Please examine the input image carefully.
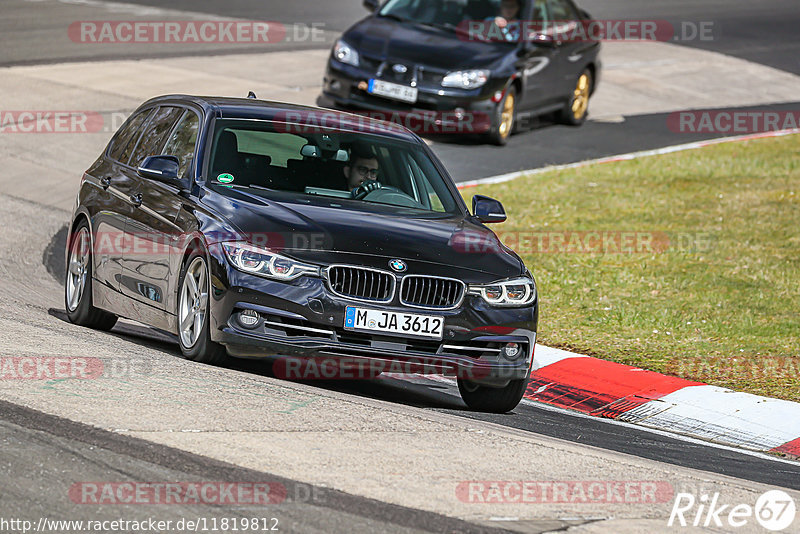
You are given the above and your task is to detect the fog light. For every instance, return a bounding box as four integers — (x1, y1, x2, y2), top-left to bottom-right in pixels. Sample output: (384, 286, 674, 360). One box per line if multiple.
(238, 309, 260, 329)
(503, 342, 521, 360)
(454, 107, 465, 120)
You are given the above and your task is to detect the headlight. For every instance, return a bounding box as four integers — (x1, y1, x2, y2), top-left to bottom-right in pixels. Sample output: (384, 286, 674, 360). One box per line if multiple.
(468, 276, 536, 307)
(442, 69, 490, 89)
(333, 40, 359, 67)
(222, 242, 319, 281)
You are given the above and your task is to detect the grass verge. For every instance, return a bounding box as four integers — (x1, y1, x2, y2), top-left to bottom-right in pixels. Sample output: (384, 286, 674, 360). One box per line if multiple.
(462, 134, 800, 401)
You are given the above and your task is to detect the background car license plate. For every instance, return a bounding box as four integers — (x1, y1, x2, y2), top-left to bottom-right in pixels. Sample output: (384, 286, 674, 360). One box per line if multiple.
(368, 79, 418, 104)
(345, 306, 443, 340)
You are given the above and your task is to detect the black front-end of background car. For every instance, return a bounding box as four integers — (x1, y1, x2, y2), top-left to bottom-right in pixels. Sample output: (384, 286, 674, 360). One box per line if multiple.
(324, 0, 601, 144)
(65, 94, 538, 413)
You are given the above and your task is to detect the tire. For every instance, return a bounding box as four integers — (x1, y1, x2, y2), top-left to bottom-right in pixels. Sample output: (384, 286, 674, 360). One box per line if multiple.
(457, 377, 528, 413)
(65, 220, 118, 331)
(487, 86, 517, 146)
(559, 69, 592, 126)
(177, 247, 227, 365)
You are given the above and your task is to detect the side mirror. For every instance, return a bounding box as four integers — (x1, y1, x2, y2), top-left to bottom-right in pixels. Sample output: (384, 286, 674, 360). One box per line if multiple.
(363, 0, 380, 12)
(137, 155, 187, 191)
(528, 31, 556, 47)
(472, 195, 507, 224)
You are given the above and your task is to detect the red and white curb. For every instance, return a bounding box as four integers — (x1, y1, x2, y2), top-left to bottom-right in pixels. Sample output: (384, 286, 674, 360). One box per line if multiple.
(528, 345, 800, 458)
(452, 129, 800, 458)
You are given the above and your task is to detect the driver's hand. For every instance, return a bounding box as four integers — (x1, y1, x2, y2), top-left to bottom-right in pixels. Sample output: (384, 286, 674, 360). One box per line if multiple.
(352, 180, 382, 200)
(494, 16, 508, 28)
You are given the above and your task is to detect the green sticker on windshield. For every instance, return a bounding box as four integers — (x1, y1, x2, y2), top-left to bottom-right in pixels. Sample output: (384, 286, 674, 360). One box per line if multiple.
(217, 173, 234, 184)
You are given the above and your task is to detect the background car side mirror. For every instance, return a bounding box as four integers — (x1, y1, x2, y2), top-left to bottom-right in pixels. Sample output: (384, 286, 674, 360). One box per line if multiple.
(363, 0, 380, 13)
(137, 155, 188, 191)
(472, 195, 507, 224)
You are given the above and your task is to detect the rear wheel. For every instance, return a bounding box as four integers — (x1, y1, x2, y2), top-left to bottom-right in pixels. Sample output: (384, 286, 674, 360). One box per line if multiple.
(177, 249, 227, 365)
(458, 377, 528, 413)
(559, 69, 592, 126)
(487, 86, 516, 145)
(65, 221, 118, 331)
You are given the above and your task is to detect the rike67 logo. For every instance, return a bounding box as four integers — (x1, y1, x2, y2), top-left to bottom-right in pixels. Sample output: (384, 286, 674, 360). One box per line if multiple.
(669, 490, 796, 531)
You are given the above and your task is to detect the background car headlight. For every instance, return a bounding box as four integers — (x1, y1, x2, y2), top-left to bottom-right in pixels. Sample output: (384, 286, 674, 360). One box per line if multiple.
(333, 40, 359, 67)
(222, 242, 319, 281)
(442, 69, 490, 89)
(468, 276, 536, 307)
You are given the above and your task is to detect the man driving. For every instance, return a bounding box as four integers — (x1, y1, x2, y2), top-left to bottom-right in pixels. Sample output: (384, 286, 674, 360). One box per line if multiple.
(344, 144, 381, 199)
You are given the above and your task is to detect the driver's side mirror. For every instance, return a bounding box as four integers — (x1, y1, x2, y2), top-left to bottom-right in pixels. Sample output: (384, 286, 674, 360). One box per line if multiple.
(137, 155, 187, 191)
(363, 0, 380, 13)
(472, 195, 507, 224)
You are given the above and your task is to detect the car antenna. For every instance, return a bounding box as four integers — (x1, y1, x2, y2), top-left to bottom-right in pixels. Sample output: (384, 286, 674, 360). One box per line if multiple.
(247, 91, 257, 99)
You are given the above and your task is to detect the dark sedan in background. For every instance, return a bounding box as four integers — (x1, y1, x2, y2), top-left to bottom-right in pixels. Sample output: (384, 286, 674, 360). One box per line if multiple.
(324, 0, 601, 144)
(65, 94, 538, 412)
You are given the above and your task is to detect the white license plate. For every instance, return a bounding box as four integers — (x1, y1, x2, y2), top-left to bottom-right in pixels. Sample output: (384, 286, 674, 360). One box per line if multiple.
(345, 307, 443, 340)
(368, 79, 418, 104)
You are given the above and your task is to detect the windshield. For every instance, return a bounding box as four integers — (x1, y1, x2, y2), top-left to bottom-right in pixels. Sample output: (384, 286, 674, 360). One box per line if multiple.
(380, 0, 525, 34)
(206, 119, 462, 216)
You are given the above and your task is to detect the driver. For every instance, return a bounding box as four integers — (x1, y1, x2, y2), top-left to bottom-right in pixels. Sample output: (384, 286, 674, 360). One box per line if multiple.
(344, 145, 382, 199)
(488, 0, 522, 42)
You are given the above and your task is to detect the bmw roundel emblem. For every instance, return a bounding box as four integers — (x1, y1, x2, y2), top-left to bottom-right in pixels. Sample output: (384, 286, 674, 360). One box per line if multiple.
(389, 259, 407, 272)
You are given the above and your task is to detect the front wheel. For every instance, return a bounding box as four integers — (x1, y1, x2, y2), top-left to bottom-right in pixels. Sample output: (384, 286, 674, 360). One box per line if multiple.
(559, 69, 592, 126)
(487, 86, 516, 145)
(65, 221, 118, 331)
(177, 249, 227, 365)
(458, 377, 528, 413)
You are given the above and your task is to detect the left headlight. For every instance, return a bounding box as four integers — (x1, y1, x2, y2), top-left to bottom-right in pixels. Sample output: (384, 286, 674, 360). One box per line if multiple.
(222, 242, 319, 281)
(333, 39, 359, 67)
(442, 69, 490, 89)
(468, 276, 536, 307)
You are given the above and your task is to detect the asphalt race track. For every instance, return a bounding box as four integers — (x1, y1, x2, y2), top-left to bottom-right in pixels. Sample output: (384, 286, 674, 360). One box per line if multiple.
(2, 0, 800, 532)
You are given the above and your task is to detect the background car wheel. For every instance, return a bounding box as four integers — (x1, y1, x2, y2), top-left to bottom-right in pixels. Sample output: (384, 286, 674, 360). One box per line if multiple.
(177, 248, 227, 365)
(488, 86, 516, 146)
(65, 220, 118, 331)
(457, 377, 528, 413)
(560, 69, 592, 126)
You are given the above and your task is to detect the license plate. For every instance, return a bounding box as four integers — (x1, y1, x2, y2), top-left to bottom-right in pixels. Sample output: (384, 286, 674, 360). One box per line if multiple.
(368, 79, 418, 104)
(345, 306, 443, 340)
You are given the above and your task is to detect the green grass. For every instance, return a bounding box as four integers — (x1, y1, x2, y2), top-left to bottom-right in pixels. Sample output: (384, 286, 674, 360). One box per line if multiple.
(463, 134, 800, 401)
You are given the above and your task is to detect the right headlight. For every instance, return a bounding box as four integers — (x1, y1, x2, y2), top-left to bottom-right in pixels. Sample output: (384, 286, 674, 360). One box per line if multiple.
(333, 39, 359, 67)
(468, 276, 536, 307)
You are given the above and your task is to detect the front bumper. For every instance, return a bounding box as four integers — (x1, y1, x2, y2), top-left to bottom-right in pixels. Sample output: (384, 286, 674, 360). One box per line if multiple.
(323, 60, 506, 135)
(209, 258, 537, 387)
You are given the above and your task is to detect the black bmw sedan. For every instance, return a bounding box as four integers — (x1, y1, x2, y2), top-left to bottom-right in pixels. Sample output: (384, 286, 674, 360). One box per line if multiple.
(324, 0, 601, 144)
(66, 94, 537, 412)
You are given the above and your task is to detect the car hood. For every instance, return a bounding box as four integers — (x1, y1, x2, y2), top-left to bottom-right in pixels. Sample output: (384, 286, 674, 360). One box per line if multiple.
(344, 17, 513, 70)
(202, 188, 523, 282)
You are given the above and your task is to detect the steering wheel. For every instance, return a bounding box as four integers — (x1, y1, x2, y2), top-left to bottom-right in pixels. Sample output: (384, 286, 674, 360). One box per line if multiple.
(362, 186, 424, 209)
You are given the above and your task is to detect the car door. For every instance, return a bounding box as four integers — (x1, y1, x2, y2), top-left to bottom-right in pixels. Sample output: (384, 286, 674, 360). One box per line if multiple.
(91, 107, 155, 296)
(546, 0, 590, 95)
(517, 0, 564, 110)
(118, 106, 184, 316)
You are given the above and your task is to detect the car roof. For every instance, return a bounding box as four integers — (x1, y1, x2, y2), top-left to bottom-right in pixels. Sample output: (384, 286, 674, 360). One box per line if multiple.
(140, 94, 422, 143)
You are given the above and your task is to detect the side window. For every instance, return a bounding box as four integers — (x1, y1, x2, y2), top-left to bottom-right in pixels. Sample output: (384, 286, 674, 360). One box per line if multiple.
(162, 110, 200, 178)
(108, 109, 153, 162)
(127, 106, 183, 167)
(546, 0, 576, 22)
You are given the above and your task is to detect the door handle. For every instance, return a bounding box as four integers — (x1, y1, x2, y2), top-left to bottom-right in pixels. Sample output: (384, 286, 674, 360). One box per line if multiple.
(129, 193, 143, 207)
(100, 176, 111, 190)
